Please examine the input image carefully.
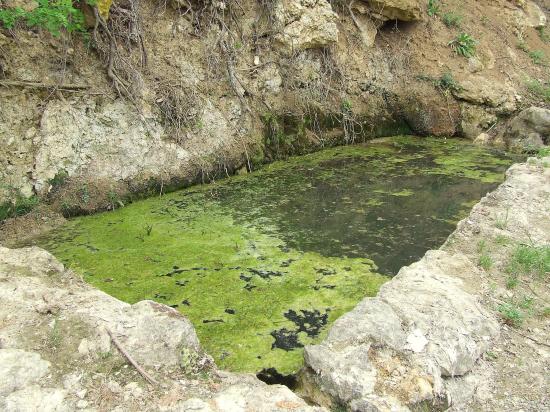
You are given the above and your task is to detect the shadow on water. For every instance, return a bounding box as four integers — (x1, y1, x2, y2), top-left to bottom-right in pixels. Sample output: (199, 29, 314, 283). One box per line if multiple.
(27, 136, 515, 379)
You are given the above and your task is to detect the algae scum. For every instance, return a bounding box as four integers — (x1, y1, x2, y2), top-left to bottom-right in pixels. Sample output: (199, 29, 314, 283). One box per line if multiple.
(35, 137, 513, 378)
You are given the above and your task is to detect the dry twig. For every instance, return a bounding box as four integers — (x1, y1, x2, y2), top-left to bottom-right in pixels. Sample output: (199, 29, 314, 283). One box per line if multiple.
(106, 328, 158, 386)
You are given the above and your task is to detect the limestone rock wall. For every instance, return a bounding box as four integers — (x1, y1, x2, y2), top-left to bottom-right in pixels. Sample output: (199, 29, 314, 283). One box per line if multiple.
(0, 0, 548, 211)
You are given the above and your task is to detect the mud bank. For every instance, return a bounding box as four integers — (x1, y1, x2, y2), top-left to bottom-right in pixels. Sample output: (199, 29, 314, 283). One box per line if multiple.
(0, 156, 548, 411)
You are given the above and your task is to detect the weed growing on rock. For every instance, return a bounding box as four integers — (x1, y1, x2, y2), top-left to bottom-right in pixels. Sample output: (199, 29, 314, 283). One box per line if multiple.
(528, 50, 545, 65)
(507, 245, 550, 279)
(498, 303, 523, 327)
(525, 78, 550, 102)
(0, 186, 39, 221)
(537, 27, 550, 43)
(479, 254, 493, 271)
(427, 0, 440, 17)
(449, 33, 477, 57)
(442, 11, 462, 28)
(494, 208, 509, 230)
(538, 147, 550, 158)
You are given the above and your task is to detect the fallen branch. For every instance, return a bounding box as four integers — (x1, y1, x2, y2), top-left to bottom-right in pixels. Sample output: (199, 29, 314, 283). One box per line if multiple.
(510, 328, 550, 349)
(106, 328, 158, 385)
(0, 80, 89, 90)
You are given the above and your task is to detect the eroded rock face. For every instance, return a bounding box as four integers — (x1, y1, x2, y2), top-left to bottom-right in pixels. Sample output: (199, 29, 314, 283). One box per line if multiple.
(505, 106, 550, 150)
(452, 76, 517, 114)
(301, 250, 499, 410)
(273, 0, 339, 53)
(365, 0, 424, 22)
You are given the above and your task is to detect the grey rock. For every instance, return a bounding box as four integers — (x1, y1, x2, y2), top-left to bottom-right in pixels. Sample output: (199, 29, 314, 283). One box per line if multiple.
(301, 250, 499, 410)
(506, 106, 550, 150)
(0, 350, 50, 396)
(2, 386, 68, 412)
(273, 0, 339, 53)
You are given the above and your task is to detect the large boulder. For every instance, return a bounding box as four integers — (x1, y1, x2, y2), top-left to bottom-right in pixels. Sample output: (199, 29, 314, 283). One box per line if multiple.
(505, 106, 550, 151)
(452, 75, 517, 114)
(273, 0, 339, 53)
(300, 250, 499, 411)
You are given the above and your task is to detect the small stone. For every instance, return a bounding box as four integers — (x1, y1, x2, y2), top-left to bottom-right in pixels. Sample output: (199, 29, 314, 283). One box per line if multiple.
(76, 399, 89, 409)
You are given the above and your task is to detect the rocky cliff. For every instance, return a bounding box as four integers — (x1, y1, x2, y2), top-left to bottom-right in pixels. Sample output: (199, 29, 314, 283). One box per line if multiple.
(1, 0, 549, 215)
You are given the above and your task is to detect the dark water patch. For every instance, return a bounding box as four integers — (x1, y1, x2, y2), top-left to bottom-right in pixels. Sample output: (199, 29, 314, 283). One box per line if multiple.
(257, 368, 298, 389)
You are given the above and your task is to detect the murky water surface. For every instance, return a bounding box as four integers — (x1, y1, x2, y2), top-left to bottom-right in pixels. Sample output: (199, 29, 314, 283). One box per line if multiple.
(32, 137, 514, 376)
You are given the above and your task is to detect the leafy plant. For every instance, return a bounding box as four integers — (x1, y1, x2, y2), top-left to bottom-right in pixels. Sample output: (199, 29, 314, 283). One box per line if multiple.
(525, 78, 550, 102)
(427, 0, 440, 17)
(505, 275, 518, 289)
(498, 303, 523, 327)
(507, 244, 550, 278)
(494, 208, 509, 230)
(48, 169, 69, 189)
(0, 0, 92, 36)
(436, 72, 462, 92)
(537, 26, 550, 43)
(479, 254, 493, 271)
(449, 33, 477, 57)
(529, 50, 545, 65)
(0, 192, 39, 221)
(537, 147, 550, 158)
(442, 11, 462, 28)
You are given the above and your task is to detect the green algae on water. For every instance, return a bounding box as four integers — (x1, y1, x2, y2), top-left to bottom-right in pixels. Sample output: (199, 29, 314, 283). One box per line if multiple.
(31, 136, 514, 376)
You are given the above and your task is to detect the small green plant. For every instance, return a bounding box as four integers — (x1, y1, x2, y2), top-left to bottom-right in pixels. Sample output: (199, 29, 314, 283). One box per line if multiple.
(505, 275, 518, 289)
(477, 239, 487, 254)
(516, 40, 529, 53)
(449, 33, 477, 57)
(0, 191, 39, 221)
(537, 26, 550, 43)
(48, 170, 69, 189)
(519, 296, 534, 311)
(498, 303, 523, 327)
(479, 254, 493, 271)
(542, 307, 550, 317)
(525, 78, 550, 102)
(427, 0, 440, 16)
(537, 147, 550, 158)
(436, 72, 462, 92)
(48, 318, 63, 348)
(0, 0, 92, 36)
(144, 223, 153, 236)
(442, 11, 462, 28)
(528, 50, 545, 65)
(494, 208, 509, 230)
(485, 350, 498, 360)
(341, 99, 352, 112)
(507, 244, 550, 278)
(495, 235, 510, 246)
(79, 184, 90, 205)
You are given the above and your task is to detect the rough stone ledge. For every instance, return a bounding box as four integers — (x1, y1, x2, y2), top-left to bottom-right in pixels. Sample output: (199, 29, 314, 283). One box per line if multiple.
(0, 246, 324, 411)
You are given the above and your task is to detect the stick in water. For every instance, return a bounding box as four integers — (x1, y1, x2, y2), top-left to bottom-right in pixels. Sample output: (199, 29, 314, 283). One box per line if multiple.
(106, 328, 158, 385)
